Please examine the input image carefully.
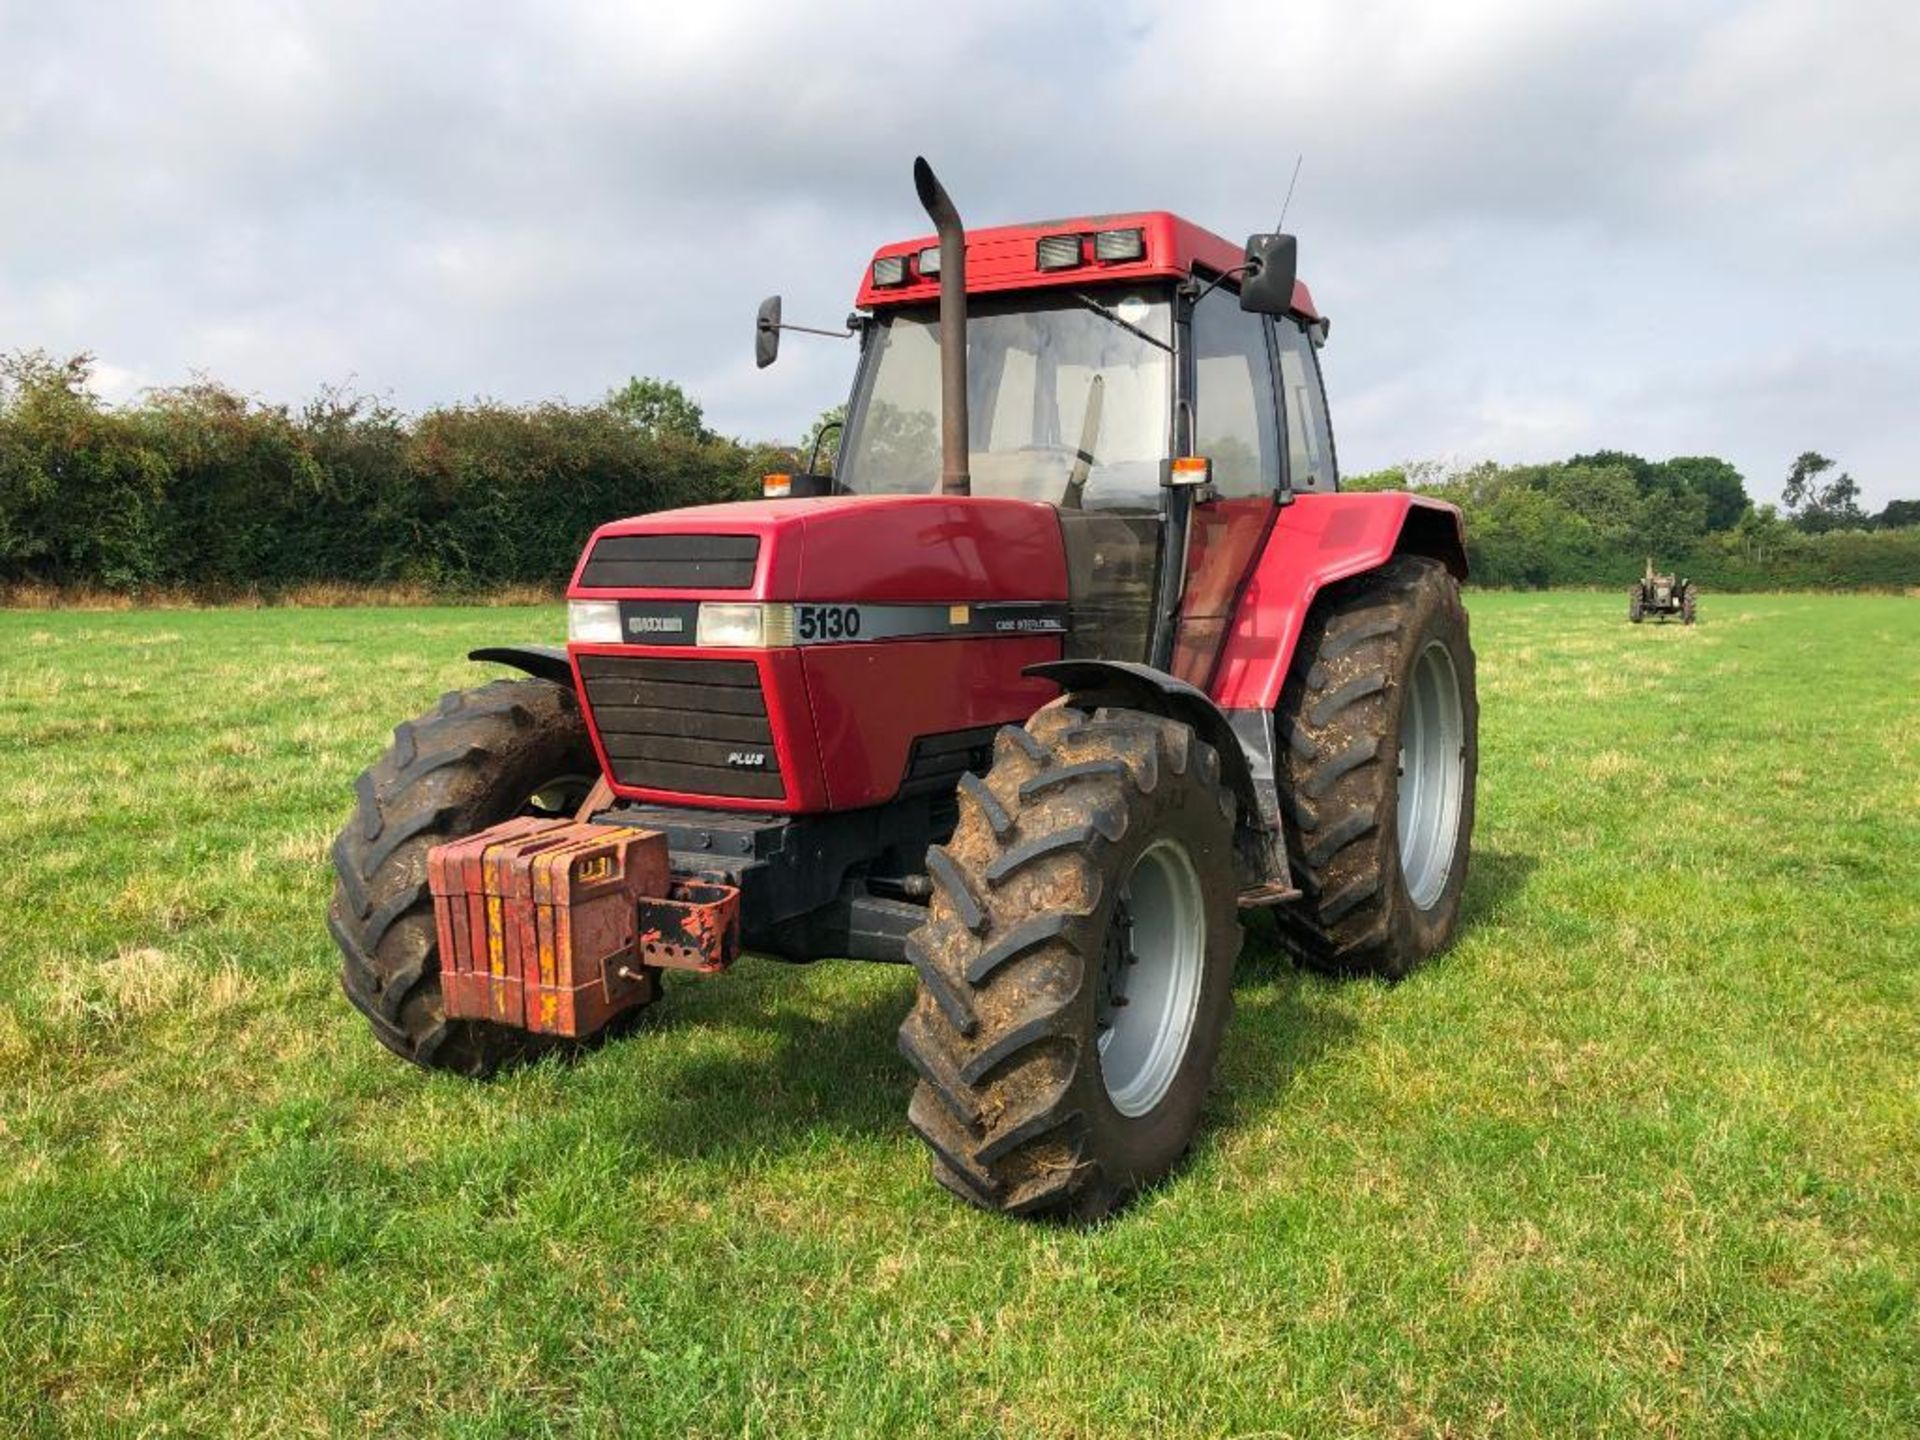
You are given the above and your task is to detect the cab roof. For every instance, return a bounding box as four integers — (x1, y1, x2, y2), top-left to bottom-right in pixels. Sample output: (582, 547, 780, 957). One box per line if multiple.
(856, 210, 1319, 321)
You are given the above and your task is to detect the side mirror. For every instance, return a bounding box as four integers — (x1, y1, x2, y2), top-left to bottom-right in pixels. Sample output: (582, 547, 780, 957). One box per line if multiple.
(755, 296, 782, 369)
(1238, 233, 1298, 316)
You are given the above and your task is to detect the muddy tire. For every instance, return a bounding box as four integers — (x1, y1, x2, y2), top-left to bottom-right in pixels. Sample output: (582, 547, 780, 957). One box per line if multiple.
(1628, 586, 1645, 623)
(899, 704, 1242, 1220)
(1274, 556, 1478, 980)
(329, 678, 608, 1076)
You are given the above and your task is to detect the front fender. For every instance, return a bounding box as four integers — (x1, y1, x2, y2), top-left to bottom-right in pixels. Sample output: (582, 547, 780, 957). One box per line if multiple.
(469, 645, 575, 689)
(1025, 658, 1261, 832)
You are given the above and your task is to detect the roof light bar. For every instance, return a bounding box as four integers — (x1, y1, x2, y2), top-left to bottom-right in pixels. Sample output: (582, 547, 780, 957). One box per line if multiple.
(1093, 227, 1145, 263)
(871, 255, 908, 287)
(1036, 234, 1082, 271)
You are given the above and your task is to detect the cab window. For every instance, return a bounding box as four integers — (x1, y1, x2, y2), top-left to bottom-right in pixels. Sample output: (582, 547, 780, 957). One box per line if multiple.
(1273, 318, 1337, 491)
(1189, 284, 1279, 498)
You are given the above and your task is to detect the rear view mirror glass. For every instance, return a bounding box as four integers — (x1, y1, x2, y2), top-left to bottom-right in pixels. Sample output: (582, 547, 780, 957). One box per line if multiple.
(1238, 234, 1298, 316)
(755, 296, 782, 369)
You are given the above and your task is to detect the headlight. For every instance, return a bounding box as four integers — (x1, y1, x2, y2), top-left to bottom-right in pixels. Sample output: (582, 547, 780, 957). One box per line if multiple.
(696, 602, 794, 648)
(567, 599, 622, 644)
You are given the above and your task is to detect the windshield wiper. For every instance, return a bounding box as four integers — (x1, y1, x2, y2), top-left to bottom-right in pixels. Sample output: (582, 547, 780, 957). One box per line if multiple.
(1070, 292, 1173, 354)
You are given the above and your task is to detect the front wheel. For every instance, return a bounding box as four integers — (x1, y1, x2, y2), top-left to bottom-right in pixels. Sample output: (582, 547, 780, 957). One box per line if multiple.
(1276, 556, 1479, 980)
(899, 704, 1242, 1220)
(328, 678, 613, 1076)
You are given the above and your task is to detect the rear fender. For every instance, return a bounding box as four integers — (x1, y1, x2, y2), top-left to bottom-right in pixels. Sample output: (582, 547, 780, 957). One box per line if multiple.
(1209, 492, 1466, 712)
(469, 645, 575, 690)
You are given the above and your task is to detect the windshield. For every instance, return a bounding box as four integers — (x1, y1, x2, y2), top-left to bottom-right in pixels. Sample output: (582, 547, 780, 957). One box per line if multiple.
(837, 289, 1172, 509)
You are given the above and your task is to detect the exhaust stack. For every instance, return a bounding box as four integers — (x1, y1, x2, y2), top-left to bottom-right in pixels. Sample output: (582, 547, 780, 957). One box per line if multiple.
(912, 157, 970, 498)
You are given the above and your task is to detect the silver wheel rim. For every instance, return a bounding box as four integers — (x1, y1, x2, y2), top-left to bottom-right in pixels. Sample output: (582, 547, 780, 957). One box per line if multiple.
(1397, 640, 1465, 911)
(1095, 838, 1206, 1118)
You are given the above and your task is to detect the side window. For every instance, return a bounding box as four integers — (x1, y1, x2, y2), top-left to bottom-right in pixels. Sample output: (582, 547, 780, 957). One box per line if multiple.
(1190, 284, 1279, 498)
(1273, 319, 1337, 491)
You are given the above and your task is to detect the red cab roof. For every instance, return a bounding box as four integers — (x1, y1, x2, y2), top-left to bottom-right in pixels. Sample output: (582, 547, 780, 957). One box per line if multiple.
(855, 210, 1319, 321)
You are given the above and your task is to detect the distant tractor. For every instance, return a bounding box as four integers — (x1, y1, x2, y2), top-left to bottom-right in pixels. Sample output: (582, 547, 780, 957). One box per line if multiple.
(1629, 558, 1696, 625)
(329, 159, 1480, 1220)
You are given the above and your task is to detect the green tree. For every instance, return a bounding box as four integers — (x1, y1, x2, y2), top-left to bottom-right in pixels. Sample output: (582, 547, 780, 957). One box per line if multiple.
(605, 376, 710, 442)
(1566, 449, 1659, 490)
(1656, 455, 1750, 531)
(1874, 498, 1920, 529)
(1782, 451, 1833, 515)
(1783, 451, 1866, 533)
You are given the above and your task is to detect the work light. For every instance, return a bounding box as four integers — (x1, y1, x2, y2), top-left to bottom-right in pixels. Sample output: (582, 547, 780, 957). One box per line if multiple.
(1093, 227, 1145, 263)
(917, 245, 940, 277)
(1036, 234, 1082, 270)
(871, 255, 908, 287)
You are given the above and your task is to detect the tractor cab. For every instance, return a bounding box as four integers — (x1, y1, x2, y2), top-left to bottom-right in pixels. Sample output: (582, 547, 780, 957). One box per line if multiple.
(771, 208, 1338, 686)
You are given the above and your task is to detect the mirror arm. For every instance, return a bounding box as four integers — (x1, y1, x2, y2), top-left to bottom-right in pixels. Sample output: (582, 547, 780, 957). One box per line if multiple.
(1180, 262, 1252, 307)
(766, 319, 858, 341)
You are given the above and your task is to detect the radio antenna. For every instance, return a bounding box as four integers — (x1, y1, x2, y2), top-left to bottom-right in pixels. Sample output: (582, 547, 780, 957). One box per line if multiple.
(1275, 154, 1304, 232)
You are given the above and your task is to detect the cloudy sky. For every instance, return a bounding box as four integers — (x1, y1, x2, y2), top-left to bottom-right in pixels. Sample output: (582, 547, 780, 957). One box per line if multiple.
(3, 0, 1916, 507)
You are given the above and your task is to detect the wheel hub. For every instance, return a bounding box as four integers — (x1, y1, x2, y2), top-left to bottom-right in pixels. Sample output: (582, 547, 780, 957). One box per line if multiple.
(1396, 640, 1465, 910)
(1095, 839, 1206, 1118)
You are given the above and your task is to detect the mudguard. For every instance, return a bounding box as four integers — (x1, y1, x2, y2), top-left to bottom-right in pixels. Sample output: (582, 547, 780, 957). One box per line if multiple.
(1024, 658, 1301, 900)
(1209, 492, 1466, 712)
(469, 645, 575, 689)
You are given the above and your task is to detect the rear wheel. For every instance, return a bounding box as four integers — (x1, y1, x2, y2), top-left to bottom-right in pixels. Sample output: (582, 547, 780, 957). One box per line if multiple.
(1681, 587, 1697, 625)
(1628, 586, 1645, 623)
(329, 678, 617, 1076)
(1275, 556, 1478, 980)
(899, 704, 1241, 1219)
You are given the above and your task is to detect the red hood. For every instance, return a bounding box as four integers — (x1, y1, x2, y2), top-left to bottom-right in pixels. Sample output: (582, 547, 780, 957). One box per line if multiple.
(568, 494, 1069, 603)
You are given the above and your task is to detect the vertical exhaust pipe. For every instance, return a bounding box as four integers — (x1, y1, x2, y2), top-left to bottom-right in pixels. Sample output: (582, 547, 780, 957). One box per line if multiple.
(912, 156, 969, 498)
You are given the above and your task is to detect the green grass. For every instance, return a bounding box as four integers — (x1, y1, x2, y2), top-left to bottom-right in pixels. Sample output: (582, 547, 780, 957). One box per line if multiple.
(1, 594, 1915, 1437)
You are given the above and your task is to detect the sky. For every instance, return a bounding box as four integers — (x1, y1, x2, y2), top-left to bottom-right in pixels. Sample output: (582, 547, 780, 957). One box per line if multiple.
(3, 0, 1917, 508)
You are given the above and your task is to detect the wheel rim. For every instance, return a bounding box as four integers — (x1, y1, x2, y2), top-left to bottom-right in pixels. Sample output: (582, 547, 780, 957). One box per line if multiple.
(519, 773, 595, 820)
(1397, 640, 1465, 911)
(1095, 838, 1206, 1118)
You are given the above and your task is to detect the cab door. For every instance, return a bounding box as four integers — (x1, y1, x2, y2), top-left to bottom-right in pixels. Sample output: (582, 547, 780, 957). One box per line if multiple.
(1169, 283, 1284, 687)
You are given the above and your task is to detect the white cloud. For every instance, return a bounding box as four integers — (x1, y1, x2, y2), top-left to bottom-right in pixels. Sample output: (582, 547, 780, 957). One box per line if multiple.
(0, 0, 1913, 505)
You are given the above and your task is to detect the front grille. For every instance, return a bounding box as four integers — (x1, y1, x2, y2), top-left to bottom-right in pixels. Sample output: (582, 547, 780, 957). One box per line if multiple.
(577, 654, 783, 800)
(579, 533, 759, 590)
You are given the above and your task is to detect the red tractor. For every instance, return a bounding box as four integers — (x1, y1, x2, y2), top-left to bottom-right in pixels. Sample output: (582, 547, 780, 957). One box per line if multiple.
(330, 161, 1478, 1220)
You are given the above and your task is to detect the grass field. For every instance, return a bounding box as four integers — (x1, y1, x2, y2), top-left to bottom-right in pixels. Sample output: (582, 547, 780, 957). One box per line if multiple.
(1, 593, 1915, 1437)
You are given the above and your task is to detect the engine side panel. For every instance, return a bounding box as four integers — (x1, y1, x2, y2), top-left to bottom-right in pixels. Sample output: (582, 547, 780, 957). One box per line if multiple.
(1209, 492, 1467, 712)
(802, 635, 1063, 810)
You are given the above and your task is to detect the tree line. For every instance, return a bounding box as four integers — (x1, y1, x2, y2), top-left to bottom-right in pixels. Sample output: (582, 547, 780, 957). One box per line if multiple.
(0, 355, 763, 593)
(1346, 450, 1920, 590)
(2, 352, 1915, 595)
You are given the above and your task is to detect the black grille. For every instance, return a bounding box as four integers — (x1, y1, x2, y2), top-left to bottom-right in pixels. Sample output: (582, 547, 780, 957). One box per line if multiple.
(579, 533, 759, 590)
(578, 654, 783, 800)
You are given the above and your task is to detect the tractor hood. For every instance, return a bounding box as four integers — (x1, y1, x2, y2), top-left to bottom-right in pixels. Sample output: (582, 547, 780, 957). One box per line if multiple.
(563, 494, 1070, 815)
(567, 494, 1069, 603)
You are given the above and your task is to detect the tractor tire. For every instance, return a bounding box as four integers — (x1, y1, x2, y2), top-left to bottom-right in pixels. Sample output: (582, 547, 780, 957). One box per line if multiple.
(1274, 555, 1478, 980)
(1628, 586, 1645, 623)
(1681, 588, 1697, 625)
(899, 703, 1242, 1220)
(329, 677, 610, 1077)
